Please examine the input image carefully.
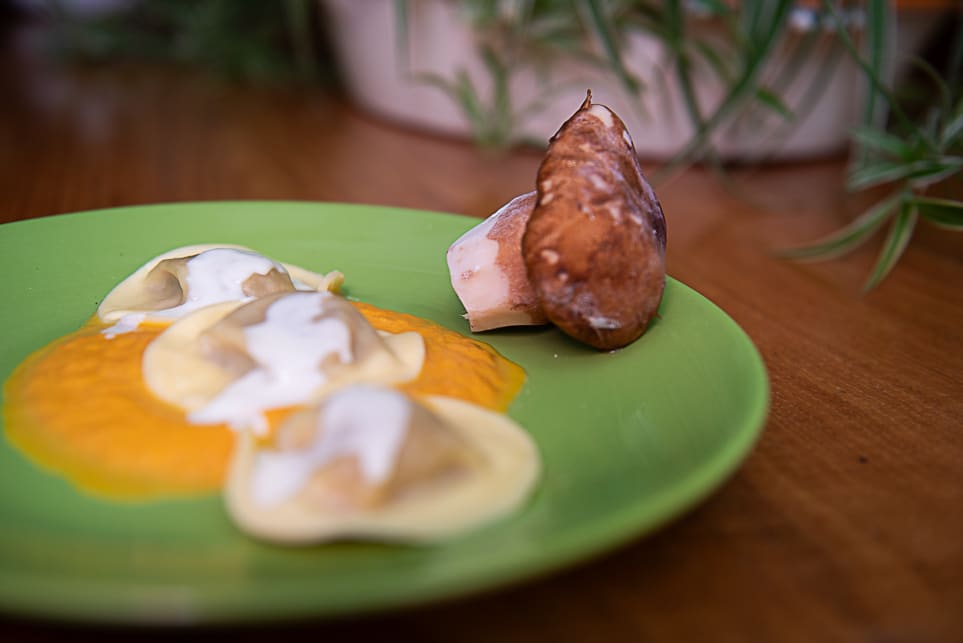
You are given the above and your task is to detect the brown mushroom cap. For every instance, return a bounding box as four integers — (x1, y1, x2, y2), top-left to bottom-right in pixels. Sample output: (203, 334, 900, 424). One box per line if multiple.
(522, 91, 667, 350)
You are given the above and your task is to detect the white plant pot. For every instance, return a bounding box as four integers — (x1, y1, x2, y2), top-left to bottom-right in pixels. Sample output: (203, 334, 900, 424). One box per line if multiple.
(320, 0, 938, 161)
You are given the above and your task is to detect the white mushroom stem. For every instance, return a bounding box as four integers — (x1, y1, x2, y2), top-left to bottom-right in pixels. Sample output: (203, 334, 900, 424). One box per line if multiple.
(446, 192, 548, 332)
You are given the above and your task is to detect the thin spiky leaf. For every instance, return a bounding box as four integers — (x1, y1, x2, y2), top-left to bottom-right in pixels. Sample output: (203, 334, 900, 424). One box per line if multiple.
(761, 16, 823, 106)
(820, 1, 920, 142)
(914, 196, 963, 230)
(848, 158, 963, 191)
(622, 6, 669, 39)
(581, 0, 641, 96)
(860, 0, 890, 131)
(862, 203, 918, 292)
(779, 191, 902, 260)
(283, 0, 318, 80)
(740, 0, 763, 44)
(947, 13, 963, 103)
(393, 0, 410, 71)
(909, 55, 953, 122)
(754, 87, 793, 120)
(415, 71, 488, 138)
(693, 39, 734, 84)
(480, 45, 513, 146)
(664, 0, 707, 139)
(694, 0, 731, 15)
(849, 126, 914, 161)
(942, 98, 963, 149)
(656, 0, 795, 178)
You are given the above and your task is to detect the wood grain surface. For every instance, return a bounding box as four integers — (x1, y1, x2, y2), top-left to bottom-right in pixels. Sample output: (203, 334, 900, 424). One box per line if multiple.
(1, 21, 961, 643)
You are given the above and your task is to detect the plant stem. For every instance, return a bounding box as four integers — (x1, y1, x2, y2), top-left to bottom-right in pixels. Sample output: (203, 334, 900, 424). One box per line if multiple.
(654, 0, 795, 180)
(284, 0, 317, 81)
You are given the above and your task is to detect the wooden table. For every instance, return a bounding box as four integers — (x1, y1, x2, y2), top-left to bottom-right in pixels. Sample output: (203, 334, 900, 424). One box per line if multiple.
(2, 22, 961, 643)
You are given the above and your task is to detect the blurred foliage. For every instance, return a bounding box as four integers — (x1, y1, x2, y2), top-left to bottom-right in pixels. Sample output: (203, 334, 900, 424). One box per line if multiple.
(397, 0, 961, 290)
(397, 0, 823, 165)
(24, 0, 963, 290)
(40, 0, 327, 84)
(781, 1, 962, 290)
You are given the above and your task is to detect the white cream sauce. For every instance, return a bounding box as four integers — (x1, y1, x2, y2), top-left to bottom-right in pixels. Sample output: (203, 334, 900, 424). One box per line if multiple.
(102, 247, 293, 335)
(188, 292, 352, 433)
(101, 312, 147, 339)
(153, 248, 287, 319)
(249, 385, 411, 507)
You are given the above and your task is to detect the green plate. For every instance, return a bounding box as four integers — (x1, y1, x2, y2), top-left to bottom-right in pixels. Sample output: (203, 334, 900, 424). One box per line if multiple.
(0, 202, 768, 625)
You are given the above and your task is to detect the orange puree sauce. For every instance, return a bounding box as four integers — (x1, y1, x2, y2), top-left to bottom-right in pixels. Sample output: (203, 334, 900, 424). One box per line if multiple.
(2, 305, 524, 501)
(351, 302, 524, 413)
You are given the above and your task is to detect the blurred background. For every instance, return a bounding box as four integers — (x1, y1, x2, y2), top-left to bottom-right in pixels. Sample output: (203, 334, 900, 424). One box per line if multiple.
(1, 0, 961, 287)
(5, 1, 959, 158)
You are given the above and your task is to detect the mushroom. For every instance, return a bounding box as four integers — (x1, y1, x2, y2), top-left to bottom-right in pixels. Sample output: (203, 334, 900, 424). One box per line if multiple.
(446, 191, 549, 332)
(445, 91, 667, 350)
(522, 91, 666, 350)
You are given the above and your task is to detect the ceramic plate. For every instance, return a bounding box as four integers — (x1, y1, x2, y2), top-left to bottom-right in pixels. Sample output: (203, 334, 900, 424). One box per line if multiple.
(0, 202, 768, 624)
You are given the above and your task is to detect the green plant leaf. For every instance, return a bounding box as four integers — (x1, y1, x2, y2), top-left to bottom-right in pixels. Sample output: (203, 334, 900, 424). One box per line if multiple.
(862, 203, 918, 292)
(947, 12, 963, 104)
(820, 0, 921, 143)
(860, 0, 891, 132)
(908, 56, 954, 123)
(849, 126, 914, 161)
(848, 158, 963, 191)
(913, 196, 963, 230)
(581, 0, 642, 96)
(693, 39, 734, 84)
(480, 45, 514, 146)
(283, 0, 318, 80)
(734, 26, 845, 165)
(753, 87, 793, 121)
(942, 98, 963, 150)
(415, 71, 490, 142)
(779, 191, 902, 260)
(690, 0, 731, 15)
(655, 0, 795, 178)
(393, 0, 411, 71)
(664, 0, 706, 138)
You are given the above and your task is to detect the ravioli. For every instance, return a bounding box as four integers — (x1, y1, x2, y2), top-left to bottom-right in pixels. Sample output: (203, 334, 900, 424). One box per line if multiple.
(226, 385, 540, 544)
(98, 244, 342, 326)
(143, 291, 425, 433)
(3, 243, 540, 543)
